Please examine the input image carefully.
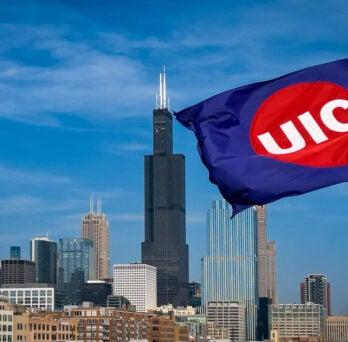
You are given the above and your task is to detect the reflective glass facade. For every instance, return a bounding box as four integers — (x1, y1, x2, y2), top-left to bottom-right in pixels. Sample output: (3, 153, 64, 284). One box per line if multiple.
(202, 199, 258, 340)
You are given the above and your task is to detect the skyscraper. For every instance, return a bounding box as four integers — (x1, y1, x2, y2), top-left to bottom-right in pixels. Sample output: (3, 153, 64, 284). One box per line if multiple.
(30, 237, 58, 285)
(142, 70, 189, 306)
(81, 197, 110, 280)
(202, 199, 258, 340)
(58, 237, 96, 304)
(301, 274, 331, 316)
(113, 263, 157, 312)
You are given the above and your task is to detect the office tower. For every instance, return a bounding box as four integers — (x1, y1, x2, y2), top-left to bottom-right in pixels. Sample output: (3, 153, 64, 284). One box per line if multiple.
(80, 280, 112, 307)
(81, 197, 110, 280)
(270, 303, 326, 340)
(207, 301, 246, 342)
(10, 246, 21, 259)
(0, 259, 36, 285)
(113, 263, 157, 312)
(255, 205, 277, 340)
(188, 281, 202, 308)
(202, 199, 258, 340)
(266, 241, 277, 302)
(142, 70, 189, 306)
(58, 237, 96, 304)
(301, 273, 331, 316)
(30, 237, 57, 285)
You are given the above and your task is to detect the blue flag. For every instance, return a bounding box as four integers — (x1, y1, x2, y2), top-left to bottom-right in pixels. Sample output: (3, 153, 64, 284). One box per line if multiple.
(174, 58, 348, 215)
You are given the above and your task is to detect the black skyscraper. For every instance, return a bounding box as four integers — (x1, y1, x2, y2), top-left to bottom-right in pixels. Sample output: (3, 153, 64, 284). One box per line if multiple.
(142, 70, 189, 306)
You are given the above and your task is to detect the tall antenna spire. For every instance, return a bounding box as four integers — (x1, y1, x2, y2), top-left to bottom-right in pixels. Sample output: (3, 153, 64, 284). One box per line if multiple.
(156, 66, 168, 110)
(97, 198, 102, 215)
(90, 194, 94, 213)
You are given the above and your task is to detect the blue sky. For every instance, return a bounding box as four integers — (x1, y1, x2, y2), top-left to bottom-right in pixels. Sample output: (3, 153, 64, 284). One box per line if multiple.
(0, 0, 348, 314)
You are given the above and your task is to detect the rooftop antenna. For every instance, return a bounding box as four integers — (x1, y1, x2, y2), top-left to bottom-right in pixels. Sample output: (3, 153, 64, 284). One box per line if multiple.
(90, 194, 94, 213)
(156, 66, 168, 110)
(97, 198, 102, 215)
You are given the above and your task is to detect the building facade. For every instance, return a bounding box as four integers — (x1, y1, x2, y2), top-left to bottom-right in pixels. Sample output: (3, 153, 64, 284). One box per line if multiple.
(113, 263, 156, 312)
(142, 71, 189, 307)
(202, 200, 258, 340)
(81, 199, 110, 280)
(270, 303, 326, 340)
(0, 285, 60, 311)
(58, 237, 96, 304)
(301, 274, 331, 316)
(30, 237, 58, 285)
(0, 259, 36, 285)
(326, 315, 348, 342)
(207, 300, 246, 342)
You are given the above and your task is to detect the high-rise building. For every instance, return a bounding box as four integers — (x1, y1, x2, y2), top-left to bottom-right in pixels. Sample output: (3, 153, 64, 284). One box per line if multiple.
(256, 205, 277, 340)
(81, 197, 110, 280)
(58, 237, 96, 304)
(30, 237, 57, 285)
(113, 263, 157, 312)
(301, 273, 331, 316)
(142, 70, 189, 306)
(10, 246, 21, 259)
(202, 199, 258, 340)
(0, 259, 36, 285)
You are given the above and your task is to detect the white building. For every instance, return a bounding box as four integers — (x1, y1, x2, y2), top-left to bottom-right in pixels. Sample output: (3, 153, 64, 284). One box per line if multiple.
(0, 286, 57, 311)
(113, 263, 156, 313)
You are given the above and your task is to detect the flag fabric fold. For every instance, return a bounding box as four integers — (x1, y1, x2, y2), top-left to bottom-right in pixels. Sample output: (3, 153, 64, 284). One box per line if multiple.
(174, 58, 348, 215)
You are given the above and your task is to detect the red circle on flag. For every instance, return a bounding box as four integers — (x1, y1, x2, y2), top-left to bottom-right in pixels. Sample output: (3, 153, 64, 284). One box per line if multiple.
(250, 82, 348, 167)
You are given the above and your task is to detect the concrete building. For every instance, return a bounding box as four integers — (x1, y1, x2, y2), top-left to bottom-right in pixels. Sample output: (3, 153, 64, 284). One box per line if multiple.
(270, 303, 326, 341)
(326, 315, 348, 342)
(0, 284, 62, 311)
(113, 263, 156, 312)
(30, 237, 58, 285)
(81, 197, 110, 280)
(142, 70, 189, 307)
(207, 300, 246, 342)
(202, 200, 258, 340)
(301, 274, 331, 316)
(0, 259, 36, 285)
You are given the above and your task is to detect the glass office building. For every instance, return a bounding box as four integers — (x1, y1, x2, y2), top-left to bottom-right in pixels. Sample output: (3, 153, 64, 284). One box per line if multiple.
(202, 200, 258, 340)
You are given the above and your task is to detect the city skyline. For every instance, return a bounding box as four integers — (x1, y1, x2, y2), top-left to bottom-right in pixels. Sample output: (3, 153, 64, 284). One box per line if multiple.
(0, 0, 348, 315)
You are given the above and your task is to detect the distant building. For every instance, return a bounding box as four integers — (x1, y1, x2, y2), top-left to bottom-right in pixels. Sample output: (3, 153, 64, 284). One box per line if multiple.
(270, 303, 326, 340)
(175, 314, 208, 340)
(10, 246, 21, 259)
(80, 280, 112, 307)
(142, 70, 189, 307)
(202, 200, 258, 340)
(207, 300, 246, 342)
(113, 263, 156, 312)
(301, 273, 331, 316)
(106, 294, 130, 309)
(30, 237, 57, 285)
(81, 197, 110, 280)
(0, 259, 36, 285)
(58, 237, 95, 305)
(0, 284, 63, 311)
(188, 281, 202, 308)
(326, 315, 348, 342)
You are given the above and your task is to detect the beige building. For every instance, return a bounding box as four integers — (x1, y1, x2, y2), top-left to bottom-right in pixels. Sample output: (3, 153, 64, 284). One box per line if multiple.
(270, 304, 326, 342)
(256, 205, 277, 303)
(81, 198, 110, 280)
(326, 315, 348, 342)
